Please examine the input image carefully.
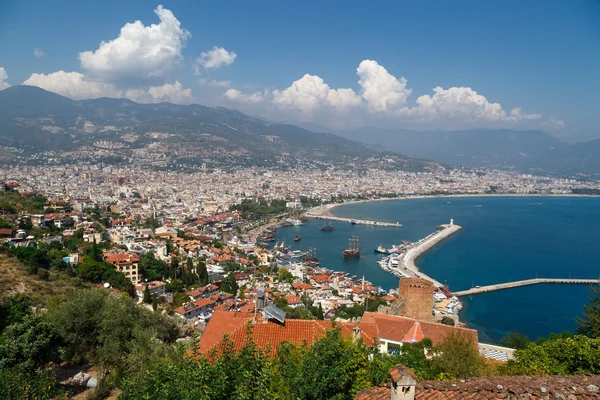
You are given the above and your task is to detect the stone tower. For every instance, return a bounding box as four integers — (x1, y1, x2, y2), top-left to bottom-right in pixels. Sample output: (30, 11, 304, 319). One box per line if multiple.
(398, 277, 434, 321)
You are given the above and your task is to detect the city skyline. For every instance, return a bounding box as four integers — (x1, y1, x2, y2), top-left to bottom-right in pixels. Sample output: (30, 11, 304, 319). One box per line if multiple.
(1, 1, 599, 141)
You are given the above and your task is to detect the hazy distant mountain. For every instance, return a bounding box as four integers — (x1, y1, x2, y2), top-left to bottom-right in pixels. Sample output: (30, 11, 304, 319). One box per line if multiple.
(525, 138, 600, 175)
(0, 86, 439, 171)
(330, 127, 569, 168)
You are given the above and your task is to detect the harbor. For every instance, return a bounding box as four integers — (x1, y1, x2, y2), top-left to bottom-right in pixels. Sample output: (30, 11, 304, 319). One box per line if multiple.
(276, 197, 600, 341)
(376, 220, 462, 288)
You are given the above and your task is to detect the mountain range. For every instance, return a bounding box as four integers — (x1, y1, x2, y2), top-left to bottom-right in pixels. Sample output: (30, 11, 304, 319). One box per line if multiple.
(1, 85, 598, 176)
(302, 125, 600, 176)
(0, 86, 438, 172)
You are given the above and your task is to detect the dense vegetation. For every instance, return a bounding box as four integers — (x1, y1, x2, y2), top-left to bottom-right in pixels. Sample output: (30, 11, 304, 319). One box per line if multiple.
(230, 199, 289, 220)
(0, 283, 599, 399)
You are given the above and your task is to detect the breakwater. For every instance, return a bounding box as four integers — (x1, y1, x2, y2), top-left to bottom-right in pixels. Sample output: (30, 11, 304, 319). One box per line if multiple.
(400, 224, 462, 287)
(454, 278, 599, 297)
(307, 214, 402, 227)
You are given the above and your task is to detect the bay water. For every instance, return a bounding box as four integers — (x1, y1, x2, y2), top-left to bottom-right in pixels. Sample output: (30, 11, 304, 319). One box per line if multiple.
(275, 196, 600, 343)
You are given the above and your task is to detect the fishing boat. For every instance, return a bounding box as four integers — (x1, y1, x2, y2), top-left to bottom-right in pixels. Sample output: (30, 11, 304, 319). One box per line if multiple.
(320, 221, 333, 231)
(343, 236, 360, 258)
(294, 235, 301, 242)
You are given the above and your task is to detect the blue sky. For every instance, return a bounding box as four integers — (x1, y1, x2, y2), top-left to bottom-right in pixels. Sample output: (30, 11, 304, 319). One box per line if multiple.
(0, 0, 598, 141)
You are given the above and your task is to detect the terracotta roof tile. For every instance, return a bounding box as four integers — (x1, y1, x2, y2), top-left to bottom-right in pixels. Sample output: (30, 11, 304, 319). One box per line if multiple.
(361, 312, 478, 347)
(198, 311, 375, 356)
(355, 373, 600, 400)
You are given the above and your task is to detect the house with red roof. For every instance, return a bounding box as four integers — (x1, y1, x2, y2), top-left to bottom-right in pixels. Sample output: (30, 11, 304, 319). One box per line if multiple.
(197, 311, 377, 357)
(360, 312, 478, 355)
(174, 298, 215, 321)
(104, 252, 140, 284)
(186, 284, 219, 301)
(285, 295, 304, 308)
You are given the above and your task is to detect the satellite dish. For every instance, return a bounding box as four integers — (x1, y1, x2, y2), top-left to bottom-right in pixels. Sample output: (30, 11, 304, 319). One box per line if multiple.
(103, 283, 110, 288)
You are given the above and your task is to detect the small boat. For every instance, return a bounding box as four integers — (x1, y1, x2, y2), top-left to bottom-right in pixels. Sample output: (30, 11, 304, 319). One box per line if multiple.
(294, 235, 301, 242)
(321, 221, 333, 231)
(374, 245, 392, 255)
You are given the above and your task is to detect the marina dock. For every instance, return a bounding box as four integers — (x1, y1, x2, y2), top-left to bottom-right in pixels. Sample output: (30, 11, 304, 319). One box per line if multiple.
(306, 214, 402, 227)
(454, 278, 599, 297)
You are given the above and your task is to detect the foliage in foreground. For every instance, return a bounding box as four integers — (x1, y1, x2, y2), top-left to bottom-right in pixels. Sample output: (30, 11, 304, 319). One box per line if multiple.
(500, 334, 600, 376)
(119, 326, 485, 400)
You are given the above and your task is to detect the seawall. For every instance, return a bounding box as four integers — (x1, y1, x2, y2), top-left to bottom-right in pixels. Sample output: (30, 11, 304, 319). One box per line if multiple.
(401, 224, 462, 287)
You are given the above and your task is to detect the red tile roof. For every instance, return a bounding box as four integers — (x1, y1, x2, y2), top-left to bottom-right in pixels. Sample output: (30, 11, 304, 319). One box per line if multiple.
(356, 374, 600, 400)
(292, 282, 314, 290)
(104, 252, 140, 265)
(285, 295, 303, 305)
(174, 298, 215, 316)
(198, 311, 375, 357)
(361, 312, 478, 347)
(401, 321, 424, 343)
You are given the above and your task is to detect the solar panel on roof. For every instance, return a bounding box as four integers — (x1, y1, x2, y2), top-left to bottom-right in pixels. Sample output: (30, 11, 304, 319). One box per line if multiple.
(264, 303, 286, 324)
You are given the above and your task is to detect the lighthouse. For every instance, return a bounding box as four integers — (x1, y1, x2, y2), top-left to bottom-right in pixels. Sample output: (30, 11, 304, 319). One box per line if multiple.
(450, 218, 454, 225)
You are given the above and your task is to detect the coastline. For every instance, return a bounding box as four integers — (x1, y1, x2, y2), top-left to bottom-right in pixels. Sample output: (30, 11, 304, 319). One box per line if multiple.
(315, 193, 600, 219)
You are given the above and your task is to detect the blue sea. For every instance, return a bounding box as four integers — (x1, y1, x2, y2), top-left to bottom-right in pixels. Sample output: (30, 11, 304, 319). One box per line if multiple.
(274, 196, 600, 343)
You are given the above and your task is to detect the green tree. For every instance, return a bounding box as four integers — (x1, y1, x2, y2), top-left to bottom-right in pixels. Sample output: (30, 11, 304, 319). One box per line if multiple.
(277, 267, 294, 284)
(440, 316, 455, 326)
(432, 330, 484, 379)
(6, 294, 32, 326)
(501, 331, 530, 350)
(0, 315, 63, 371)
(500, 334, 600, 376)
(197, 261, 208, 285)
(143, 284, 152, 304)
(221, 273, 239, 296)
(576, 283, 600, 338)
(316, 303, 324, 320)
(46, 288, 180, 387)
(0, 367, 69, 400)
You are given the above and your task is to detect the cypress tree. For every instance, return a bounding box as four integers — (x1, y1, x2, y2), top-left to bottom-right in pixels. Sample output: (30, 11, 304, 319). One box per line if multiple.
(576, 283, 600, 338)
(143, 284, 151, 304)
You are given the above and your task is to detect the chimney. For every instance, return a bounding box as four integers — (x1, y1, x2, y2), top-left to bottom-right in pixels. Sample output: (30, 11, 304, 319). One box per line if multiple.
(389, 364, 417, 400)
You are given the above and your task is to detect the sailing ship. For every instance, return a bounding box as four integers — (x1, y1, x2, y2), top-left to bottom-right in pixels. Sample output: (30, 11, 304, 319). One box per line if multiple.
(302, 247, 320, 266)
(320, 221, 333, 231)
(343, 236, 360, 258)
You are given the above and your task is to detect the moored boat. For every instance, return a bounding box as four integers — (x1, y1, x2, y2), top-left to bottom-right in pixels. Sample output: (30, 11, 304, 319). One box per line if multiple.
(343, 236, 360, 258)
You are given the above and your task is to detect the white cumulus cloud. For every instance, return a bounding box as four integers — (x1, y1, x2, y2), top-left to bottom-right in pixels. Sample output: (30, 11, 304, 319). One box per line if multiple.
(78, 5, 190, 84)
(33, 48, 44, 58)
(357, 60, 411, 114)
(125, 81, 192, 104)
(226, 59, 549, 128)
(272, 74, 361, 114)
(224, 88, 267, 104)
(0, 67, 11, 90)
(412, 86, 541, 122)
(23, 71, 122, 99)
(197, 46, 237, 70)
